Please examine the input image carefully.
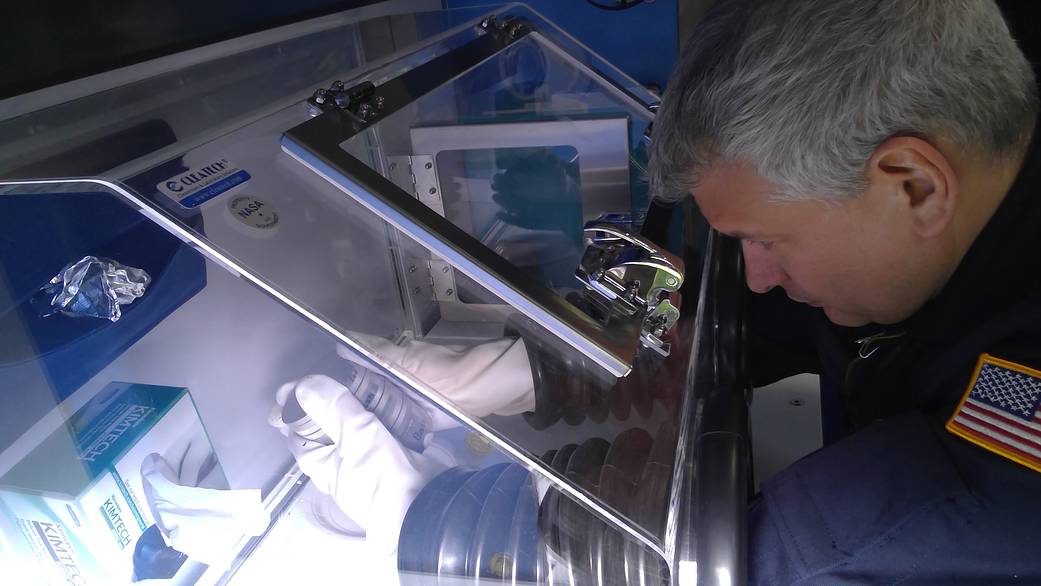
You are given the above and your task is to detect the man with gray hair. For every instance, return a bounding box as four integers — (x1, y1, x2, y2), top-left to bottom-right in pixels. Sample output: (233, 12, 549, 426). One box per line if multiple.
(650, 0, 1041, 582)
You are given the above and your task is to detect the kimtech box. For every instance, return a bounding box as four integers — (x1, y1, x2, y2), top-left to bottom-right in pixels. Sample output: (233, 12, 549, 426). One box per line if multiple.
(0, 382, 227, 585)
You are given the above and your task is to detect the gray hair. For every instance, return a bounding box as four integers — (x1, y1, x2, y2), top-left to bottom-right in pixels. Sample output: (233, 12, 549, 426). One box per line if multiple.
(649, 0, 1039, 203)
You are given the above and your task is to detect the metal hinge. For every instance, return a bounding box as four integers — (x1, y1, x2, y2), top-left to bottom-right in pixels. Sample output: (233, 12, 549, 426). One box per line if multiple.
(385, 155, 457, 302)
(478, 15, 532, 46)
(576, 222, 685, 356)
(305, 80, 386, 123)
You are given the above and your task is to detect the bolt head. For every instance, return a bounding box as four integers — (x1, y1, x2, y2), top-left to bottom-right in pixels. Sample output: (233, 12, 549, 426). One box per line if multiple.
(489, 553, 514, 578)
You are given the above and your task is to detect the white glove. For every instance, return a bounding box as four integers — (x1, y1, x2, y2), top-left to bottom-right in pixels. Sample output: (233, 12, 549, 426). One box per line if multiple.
(270, 374, 446, 572)
(340, 333, 536, 418)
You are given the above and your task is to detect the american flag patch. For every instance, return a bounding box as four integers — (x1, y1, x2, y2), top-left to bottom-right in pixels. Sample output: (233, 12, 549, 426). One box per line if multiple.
(947, 354, 1041, 474)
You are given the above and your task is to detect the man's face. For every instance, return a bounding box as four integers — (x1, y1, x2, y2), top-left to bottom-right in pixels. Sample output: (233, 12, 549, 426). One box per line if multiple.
(692, 158, 938, 327)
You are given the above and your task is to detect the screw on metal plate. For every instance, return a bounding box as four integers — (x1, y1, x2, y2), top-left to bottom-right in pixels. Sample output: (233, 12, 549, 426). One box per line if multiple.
(489, 553, 514, 578)
(477, 15, 530, 45)
(429, 258, 457, 302)
(428, 187, 437, 195)
(413, 287, 422, 295)
(424, 162, 433, 170)
(789, 399, 804, 407)
(408, 265, 416, 273)
(508, 23, 528, 39)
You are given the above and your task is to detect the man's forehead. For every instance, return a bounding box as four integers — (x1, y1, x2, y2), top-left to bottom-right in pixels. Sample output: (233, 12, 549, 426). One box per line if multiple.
(690, 158, 847, 241)
(689, 159, 781, 228)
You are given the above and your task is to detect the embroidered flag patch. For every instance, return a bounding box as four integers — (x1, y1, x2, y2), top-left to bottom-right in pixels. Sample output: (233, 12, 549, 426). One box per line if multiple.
(947, 353, 1041, 474)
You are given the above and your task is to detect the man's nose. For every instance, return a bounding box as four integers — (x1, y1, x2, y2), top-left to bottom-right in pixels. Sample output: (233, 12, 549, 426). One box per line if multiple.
(741, 240, 786, 293)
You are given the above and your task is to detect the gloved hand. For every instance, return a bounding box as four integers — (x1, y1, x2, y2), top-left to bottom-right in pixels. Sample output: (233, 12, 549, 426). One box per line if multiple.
(341, 333, 536, 420)
(503, 314, 675, 430)
(269, 375, 447, 578)
(490, 148, 582, 235)
(489, 148, 585, 288)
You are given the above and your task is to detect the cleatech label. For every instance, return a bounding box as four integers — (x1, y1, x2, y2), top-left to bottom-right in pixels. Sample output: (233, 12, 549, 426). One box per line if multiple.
(156, 157, 250, 208)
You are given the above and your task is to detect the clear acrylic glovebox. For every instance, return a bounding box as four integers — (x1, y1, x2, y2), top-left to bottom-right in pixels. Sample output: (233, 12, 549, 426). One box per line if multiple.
(0, 4, 749, 585)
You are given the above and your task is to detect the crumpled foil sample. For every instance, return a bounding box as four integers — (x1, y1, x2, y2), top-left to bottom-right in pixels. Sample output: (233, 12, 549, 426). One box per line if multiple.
(37, 256, 151, 322)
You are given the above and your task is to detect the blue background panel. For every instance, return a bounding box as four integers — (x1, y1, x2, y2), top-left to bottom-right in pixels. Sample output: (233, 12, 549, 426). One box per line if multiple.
(443, 1, 678, 90)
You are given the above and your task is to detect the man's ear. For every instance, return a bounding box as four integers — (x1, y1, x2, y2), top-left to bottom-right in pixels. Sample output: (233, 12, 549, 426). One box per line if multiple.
(866, 136, 959, 238)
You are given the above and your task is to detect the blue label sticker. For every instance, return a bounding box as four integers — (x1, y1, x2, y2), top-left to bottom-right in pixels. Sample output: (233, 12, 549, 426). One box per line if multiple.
(156, 158, 250, 208)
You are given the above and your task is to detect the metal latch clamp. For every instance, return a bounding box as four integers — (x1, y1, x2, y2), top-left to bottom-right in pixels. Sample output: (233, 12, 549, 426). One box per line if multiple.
(576, 223, 684, 356)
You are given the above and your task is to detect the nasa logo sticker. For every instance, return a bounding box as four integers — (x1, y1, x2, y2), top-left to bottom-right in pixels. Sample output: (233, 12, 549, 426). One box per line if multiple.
(227, 194, 279, 234)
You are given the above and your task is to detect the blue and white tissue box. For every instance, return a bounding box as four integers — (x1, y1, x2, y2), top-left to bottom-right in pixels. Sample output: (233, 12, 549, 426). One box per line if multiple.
(0, 382, 225, 585)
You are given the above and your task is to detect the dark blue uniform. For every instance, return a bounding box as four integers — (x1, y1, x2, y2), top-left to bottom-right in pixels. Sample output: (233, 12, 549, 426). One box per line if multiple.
(747, 118, 1041, 583)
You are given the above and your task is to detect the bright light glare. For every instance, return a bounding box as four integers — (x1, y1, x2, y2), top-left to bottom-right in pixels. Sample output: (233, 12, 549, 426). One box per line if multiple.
(678, 560, 698, 585)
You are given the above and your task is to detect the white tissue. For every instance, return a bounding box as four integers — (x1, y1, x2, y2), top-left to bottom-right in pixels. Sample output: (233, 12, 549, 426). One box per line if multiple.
(140, 453, 270, 569)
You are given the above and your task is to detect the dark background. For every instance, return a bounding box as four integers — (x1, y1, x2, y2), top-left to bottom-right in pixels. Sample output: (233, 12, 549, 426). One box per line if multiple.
(1, 0, 1036, 101)
(0, 0, 682, 100)
(1, 1, 386, 99)
(997, 0, 1041, 82)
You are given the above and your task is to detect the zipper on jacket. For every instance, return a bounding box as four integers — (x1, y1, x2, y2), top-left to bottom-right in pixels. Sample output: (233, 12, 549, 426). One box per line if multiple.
(843, 330, 907, 399)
